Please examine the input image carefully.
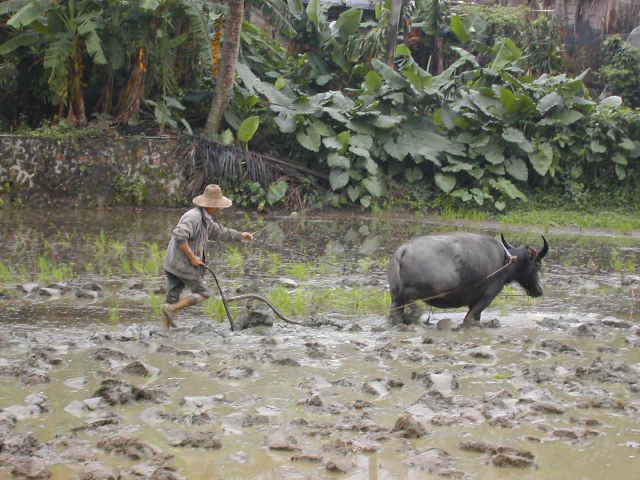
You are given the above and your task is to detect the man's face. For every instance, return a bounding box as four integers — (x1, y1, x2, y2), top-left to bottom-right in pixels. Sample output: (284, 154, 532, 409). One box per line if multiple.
(205, 207, 221, 215)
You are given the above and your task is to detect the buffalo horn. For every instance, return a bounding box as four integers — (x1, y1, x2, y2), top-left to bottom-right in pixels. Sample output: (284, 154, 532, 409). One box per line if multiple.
(538, 235, 549, 259)
(500, 234, 514, 250)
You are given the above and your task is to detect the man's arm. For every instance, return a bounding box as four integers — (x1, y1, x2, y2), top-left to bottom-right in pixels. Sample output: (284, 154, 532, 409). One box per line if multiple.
(178, 241, 205, 267)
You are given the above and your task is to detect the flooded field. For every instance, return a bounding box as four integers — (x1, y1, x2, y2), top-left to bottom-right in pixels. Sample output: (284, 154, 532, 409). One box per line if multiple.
(0, 208, 639, 480)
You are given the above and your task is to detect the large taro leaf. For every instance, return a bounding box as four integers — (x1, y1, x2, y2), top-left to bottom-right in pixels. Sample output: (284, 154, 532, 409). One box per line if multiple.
(529, 143, 553, 176)
(362, 176, 383, 197)
(385, 119, 465, 164)
(537, 92, 564, 114)
(274, 112, 296, 133)
(237, 116, 260, 143)
(372, 58, 408, 89)
(434, 173, 456, 193)
(373, 114, 404, 129)
(329, 170, 350, 190)
(405, 167, 423, 183)
(350, 133, 373, 150)
(482, 143, 505, 165)
(499, 87, 536, 116)
(502, 127, 534, 153)
(365, 70, 383, 92)
(236, 63, 294, 111)
(327, 153, 350, 169)
(468, 90, 503, 118)
(266, 180, 288, 205)
(296, 127, 321, 152)
(335, 8, 362, 37)
(505, 156, 528, 181)
(490, 178, 527, 201)
(537, 110, 583, 126)
(450, 15, 470, 43)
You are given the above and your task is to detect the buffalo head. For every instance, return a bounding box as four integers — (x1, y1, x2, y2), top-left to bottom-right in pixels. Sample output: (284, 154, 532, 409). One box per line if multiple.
(501, 234, 549, 297)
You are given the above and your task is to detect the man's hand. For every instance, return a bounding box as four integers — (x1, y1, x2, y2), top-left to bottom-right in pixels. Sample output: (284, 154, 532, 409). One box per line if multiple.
(190, 256, 205, 267)
(240, 232, 254, 242)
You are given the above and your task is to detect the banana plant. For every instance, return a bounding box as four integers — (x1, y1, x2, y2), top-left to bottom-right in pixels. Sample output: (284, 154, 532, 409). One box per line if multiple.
(1, 0, 106, 124)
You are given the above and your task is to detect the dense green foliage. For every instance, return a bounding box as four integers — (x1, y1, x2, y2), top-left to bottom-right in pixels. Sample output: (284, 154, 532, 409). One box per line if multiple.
(1, 0, 639, 211)
(600, 36, 640, 108)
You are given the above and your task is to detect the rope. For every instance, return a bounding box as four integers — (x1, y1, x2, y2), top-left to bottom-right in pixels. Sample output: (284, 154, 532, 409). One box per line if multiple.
(204, 264, 235, 331)
(224, 293, 307, 326)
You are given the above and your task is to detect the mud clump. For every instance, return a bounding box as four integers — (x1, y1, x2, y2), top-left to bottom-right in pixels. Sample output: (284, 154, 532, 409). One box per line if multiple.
(460, 440, 535, 468)
(392, 413, 428, 438)
(266, 431, 301, 451)
(216, 365, 254, 379)
(93, 379, 166, 405)
(163, 430, 222, 449)
(407, 448, 467, 478)
(97, 436, 173, 463)
(92, 348, 131, 362)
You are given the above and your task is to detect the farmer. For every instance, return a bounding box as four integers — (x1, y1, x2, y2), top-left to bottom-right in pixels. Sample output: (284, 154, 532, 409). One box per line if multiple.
(162, 184, 253, 329)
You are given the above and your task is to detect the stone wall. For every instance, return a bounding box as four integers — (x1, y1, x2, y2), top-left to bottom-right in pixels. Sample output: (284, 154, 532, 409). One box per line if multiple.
(0, 135, 190, 207)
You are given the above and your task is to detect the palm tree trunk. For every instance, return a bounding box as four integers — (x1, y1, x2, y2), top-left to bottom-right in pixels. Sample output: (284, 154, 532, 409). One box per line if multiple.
(67, 42, 87, 125)
(114, 47, 148, 124)
(204, 0, 244, 138)
(384, 0, 403, 66)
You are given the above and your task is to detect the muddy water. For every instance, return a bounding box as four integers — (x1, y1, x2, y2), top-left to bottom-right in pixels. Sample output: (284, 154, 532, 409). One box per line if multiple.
(1, 208, 639, 479)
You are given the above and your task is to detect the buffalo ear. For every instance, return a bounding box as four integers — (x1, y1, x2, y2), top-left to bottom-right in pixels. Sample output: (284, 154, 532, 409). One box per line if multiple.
(501, 234, 514, 250)
(538, 235, 549, 260)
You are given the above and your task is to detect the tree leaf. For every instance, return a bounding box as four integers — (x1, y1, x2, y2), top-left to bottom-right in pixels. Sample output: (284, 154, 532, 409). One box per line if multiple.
(505, 157, 528, 181)
(8, 0, 52, 29)
(405, 167, 423, 183)
(336, 8, 362, 36)
(537, 92, 564, 114)
(371, 58, 407, 89)
(529, 143, 553, 176)
(365, 70, 383, 92)
(434, 173, 456, 193)
(266, 180, 288, 205)
(322, 136, 342, 150)
(362, 176, 383, 197)
(220, 129, 234, 145)
(347, 185, 361, 202)
(310, 119, 334, 137)
(275, 113, 296, 133)
(306, 0, 322, 25)
(600, 96, 622, 107)
(0, 32, 40, 55)
(329, 170, 349, 190)
(373, 114, 404, 129)
(483, 143, 505, 165)
(237, 115, 260, 143)
(502, 127, 534, 153)
(395, 43, 411, 57)
(296, 127, 321, 151)
(327, 153, 350, 169)
(350, 134, 373, 150)
(363, 157, 378, 175)
(450, 15, 470, 43)
(615, 165, 626, 180)
(612, 153, 627, 165)
(589, 141, 606, 154)
(620, 138, 636, 151)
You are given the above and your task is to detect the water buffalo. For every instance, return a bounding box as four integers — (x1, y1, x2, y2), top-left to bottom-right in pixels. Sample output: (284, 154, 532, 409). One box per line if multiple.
(387, 233, 549, 326)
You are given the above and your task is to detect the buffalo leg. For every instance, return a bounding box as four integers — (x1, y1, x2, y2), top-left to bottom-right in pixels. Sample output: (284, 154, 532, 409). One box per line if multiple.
(388, 298, 405, 325)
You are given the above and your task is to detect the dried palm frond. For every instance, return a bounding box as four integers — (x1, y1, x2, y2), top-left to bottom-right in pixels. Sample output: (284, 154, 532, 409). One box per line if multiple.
(176, 134, 327, 197)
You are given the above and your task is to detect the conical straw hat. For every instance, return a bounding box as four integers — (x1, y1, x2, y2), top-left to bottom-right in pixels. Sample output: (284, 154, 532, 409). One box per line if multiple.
(192, 184, 232, 209)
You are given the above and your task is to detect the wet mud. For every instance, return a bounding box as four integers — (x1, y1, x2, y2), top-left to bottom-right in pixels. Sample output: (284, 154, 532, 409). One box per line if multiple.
(0, 208, 639, 479)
